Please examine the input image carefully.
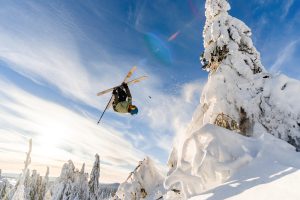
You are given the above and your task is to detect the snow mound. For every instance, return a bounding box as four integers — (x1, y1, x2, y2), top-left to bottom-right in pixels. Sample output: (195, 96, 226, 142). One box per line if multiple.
(190, 126, 300, 200)
(115, 157, 165, 200)
(165, 124, 258, 199)
(165, 124, 300, 199)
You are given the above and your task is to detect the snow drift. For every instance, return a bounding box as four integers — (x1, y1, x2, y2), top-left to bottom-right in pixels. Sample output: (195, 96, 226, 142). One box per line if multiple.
(165, 124, 300, 199)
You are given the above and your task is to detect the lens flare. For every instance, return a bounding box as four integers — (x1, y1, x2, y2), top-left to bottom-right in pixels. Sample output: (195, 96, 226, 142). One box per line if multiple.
(168, 31, 181, 42)
(144, 32, 172, 64)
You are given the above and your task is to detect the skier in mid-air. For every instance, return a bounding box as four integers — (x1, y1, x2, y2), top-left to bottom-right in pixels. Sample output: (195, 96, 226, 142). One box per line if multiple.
(112, 82, 138, 115)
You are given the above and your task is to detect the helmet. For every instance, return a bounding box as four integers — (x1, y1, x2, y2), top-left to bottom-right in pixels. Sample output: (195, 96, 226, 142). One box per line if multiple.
(129, 105, 138, 115)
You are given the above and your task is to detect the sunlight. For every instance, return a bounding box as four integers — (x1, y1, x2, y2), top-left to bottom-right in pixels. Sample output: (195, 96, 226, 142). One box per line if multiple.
(35, 121, 70, 156)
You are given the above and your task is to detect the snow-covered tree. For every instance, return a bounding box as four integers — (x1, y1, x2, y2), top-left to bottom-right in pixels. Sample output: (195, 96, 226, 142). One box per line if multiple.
(0, 171, 13, 200)
(200, 0, 300, 149)
(8, 139, 50, 200)
(115, 157, 165, 200)
(199, 0, 267, 136)
(51, 161, 89, 200)
(11, 139, 32, 200)
(98, 183, 119, 200)
(88, 154, 100, 200)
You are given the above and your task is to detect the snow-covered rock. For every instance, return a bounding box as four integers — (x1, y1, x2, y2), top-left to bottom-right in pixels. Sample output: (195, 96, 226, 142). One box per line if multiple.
(115, 157, 165, 200)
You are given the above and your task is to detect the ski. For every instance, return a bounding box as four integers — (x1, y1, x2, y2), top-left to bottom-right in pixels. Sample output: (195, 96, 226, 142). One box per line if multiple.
(123, 66, 137, 83)
(96, 76, 148, 96)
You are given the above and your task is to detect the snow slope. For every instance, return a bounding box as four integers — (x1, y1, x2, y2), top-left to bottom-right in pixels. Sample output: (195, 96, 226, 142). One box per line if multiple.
(165, 124, 300, 199)
(189, 125, 300, 200)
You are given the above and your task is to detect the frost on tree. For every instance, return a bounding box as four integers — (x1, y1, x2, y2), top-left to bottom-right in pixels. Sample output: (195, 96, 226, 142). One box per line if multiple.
(115, 157, 165, 200)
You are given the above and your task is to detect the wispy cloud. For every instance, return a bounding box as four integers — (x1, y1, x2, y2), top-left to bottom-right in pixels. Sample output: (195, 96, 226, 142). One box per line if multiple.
(281, 0, 294, 20)
(270, 40, 300, 73)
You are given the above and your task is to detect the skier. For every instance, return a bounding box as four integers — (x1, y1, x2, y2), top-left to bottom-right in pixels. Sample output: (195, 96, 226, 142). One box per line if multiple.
(112, 82, 138, 115)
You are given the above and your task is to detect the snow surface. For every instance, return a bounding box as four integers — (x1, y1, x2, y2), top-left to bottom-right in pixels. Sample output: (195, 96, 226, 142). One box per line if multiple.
(168, 124, 300, 200)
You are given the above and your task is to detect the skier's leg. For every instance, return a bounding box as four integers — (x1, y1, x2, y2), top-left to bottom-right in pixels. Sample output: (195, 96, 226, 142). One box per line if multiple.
(117, 87, 127, 102)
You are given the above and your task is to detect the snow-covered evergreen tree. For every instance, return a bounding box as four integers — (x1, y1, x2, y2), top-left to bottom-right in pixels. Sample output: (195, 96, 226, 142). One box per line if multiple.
(88, 154, 100, 200)
(7, 139, 50, 200)
(98, 183, 119, 200)
(199, 0, 300, 149)
(11, 139, 32, 200)
(0, 170, 13, 200)
(51, 161, 89, 200)
(115, 157, 165, 200)
(199, 0, 267, 136)
(173, 0, 300, 154)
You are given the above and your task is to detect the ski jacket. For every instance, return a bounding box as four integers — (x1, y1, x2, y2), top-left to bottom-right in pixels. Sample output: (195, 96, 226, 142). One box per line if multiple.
(114, 97, 132, 113)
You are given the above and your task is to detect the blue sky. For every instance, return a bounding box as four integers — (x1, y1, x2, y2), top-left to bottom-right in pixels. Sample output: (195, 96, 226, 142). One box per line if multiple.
(0, 0, 299, 183)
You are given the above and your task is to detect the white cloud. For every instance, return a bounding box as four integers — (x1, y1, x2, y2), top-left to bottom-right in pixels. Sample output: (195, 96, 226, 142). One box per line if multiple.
(0, 77, 146, 183)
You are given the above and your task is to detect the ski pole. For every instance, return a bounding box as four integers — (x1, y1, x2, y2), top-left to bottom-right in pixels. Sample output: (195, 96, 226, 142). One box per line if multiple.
(97, 95, 113, 124)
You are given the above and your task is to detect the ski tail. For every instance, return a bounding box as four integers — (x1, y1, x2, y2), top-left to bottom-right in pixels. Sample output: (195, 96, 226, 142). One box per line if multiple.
(123, 66, 137, 83)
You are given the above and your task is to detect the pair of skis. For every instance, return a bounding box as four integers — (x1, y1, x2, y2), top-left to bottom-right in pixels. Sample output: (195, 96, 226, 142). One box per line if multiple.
(96, 66, 147, 124)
